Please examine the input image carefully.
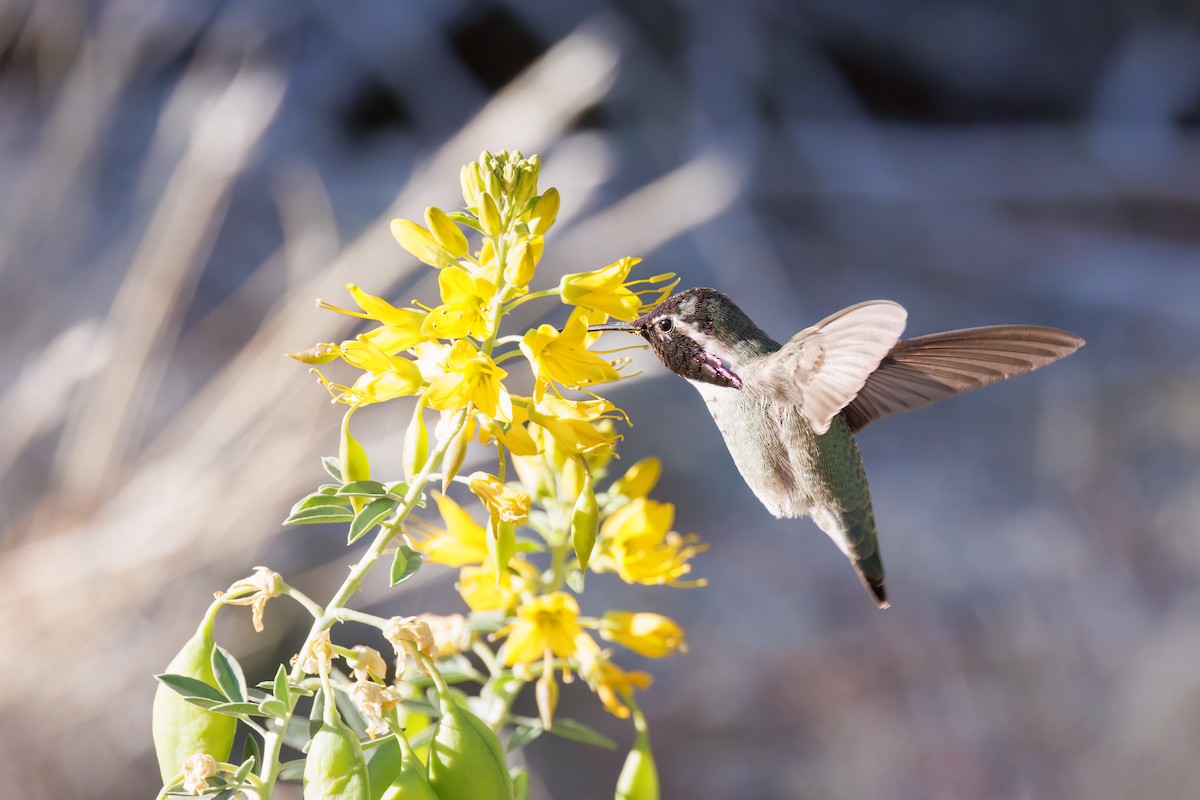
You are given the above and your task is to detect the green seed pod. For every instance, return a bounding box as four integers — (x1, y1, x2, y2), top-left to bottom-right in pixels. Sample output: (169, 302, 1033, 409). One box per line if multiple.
(614, 716, 659, 800)
(570, 472, 599, 572)
(402, 404, 429, 482)
(151, 606, 237, 782)
(304, 711, 371, 800)
(427, 691, 514, 800)
(378, 734, 439, 800)
(511, 767, 530, 800)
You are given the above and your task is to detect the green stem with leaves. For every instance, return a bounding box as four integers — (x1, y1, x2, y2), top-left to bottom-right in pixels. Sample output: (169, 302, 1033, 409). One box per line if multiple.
(255, 407, 471, 799)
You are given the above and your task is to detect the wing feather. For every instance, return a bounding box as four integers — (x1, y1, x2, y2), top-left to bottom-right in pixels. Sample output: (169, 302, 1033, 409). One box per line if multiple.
(776, 301, 909, 435)
(843, 325, 1085, 433)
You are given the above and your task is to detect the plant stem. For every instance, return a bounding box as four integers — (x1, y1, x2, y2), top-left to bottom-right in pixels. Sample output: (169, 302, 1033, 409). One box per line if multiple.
(255, 408, 470, 799)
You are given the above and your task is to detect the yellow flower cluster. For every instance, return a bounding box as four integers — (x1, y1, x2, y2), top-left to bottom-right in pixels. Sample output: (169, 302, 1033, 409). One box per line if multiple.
(294, 150, 700, 730)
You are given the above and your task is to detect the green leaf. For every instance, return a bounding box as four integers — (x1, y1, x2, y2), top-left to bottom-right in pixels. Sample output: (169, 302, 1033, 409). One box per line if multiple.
(208, 701, 266, 717)
(507, 723, 544, 751)
(179, 696, 221, 710)
(234, 755, 256, 783)
(383, 480, 410, 497)
(277, 759, 306, 781)
(212, 789, 236, 800)
(348, 497, 397, 544)
(546, 717, 617, 750)
(337, 480, 389, 498)
(281, 714, 315, 751)
(447, 211, 484, 232)
(398, 698, 440, 718)
(389, 545, 422, 586)
(289, 493, 351, 516)
(258, 698, 289, 718)
(154, 673, 226, 703)
(283, 505, 355, 526)
(241, 735, 261, 773)
(273, 664, 291, 706)
(321, 456, 343, 482)
(211, 645, 247, 702)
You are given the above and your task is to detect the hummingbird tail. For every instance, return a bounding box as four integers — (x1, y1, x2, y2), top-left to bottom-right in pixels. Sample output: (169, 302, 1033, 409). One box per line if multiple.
(853, 551, 890, 610)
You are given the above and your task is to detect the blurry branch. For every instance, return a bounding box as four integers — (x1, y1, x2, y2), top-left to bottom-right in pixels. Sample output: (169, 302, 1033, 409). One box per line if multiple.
(54, 64, 286, 505)
(0, 1, 200, 279)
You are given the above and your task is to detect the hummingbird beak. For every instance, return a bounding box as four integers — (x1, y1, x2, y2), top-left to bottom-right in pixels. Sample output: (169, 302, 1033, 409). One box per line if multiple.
(587, 321, 641, 334)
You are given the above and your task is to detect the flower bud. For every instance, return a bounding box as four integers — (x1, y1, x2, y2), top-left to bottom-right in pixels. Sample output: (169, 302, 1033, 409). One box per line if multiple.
(425, 206, 469, 259)
(512, 156, 538, 208)
(427, 689, 515, 800)
(503, 241, 536, 287)
(528, 188, 559, 236)
(461, 162, 484, 208)
(599, 612, 686, 658)
(390, 219, 452, 268)
(570, 471, 599, 572)
(440, 420, 471, 492)
(535, 669, 558, 730)
(483, 169, 503, 203)
(288, 343, 340, 364)
(151, 609, 237, 782)
(610, 457, 661, 500)
(478, 193, 503, 238)
(402, 404, 429, 482)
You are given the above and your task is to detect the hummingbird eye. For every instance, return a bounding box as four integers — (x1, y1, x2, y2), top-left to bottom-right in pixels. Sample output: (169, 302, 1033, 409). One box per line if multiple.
(657, 318, 674, 333)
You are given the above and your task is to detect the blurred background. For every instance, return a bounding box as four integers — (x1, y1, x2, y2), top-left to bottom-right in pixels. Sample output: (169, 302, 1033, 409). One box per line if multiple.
(2, 1, 1199, 798)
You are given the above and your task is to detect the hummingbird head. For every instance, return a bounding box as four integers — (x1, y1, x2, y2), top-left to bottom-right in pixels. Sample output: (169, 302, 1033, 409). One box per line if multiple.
(589, 287, 777, 389)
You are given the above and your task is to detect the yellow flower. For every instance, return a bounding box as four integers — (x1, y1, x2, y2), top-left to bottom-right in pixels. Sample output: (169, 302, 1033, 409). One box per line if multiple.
(474, 415, 539, 457)
(559, 257, 679, 321)
(411, 492, 489, 567)
(576, 642, 653, 719)
(521, 308, 623, 399)
(500, 592, 584, 665)
(316, 283, 429, 353)
(422, 339, 512, 421)
(457, 562, 528, 612)
(421, 266, 496, 340)
(525, 395, 623, 457)
(608, 457, 662, 500)
(594, 499, 707, 587)
(468, 472, 531, 525)
(313, 355, 424, 408)
(599, 611, 686, 658)
(391, 218, 454, 268)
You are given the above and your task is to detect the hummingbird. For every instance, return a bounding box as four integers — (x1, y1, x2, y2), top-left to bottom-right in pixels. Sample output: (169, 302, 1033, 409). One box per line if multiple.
(591, 288, 1084, 609)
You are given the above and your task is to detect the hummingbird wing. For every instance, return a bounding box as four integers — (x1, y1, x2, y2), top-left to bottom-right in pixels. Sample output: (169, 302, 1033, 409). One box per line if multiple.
(775, 301, 908, 435)
(842, 325, 1085, 433)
